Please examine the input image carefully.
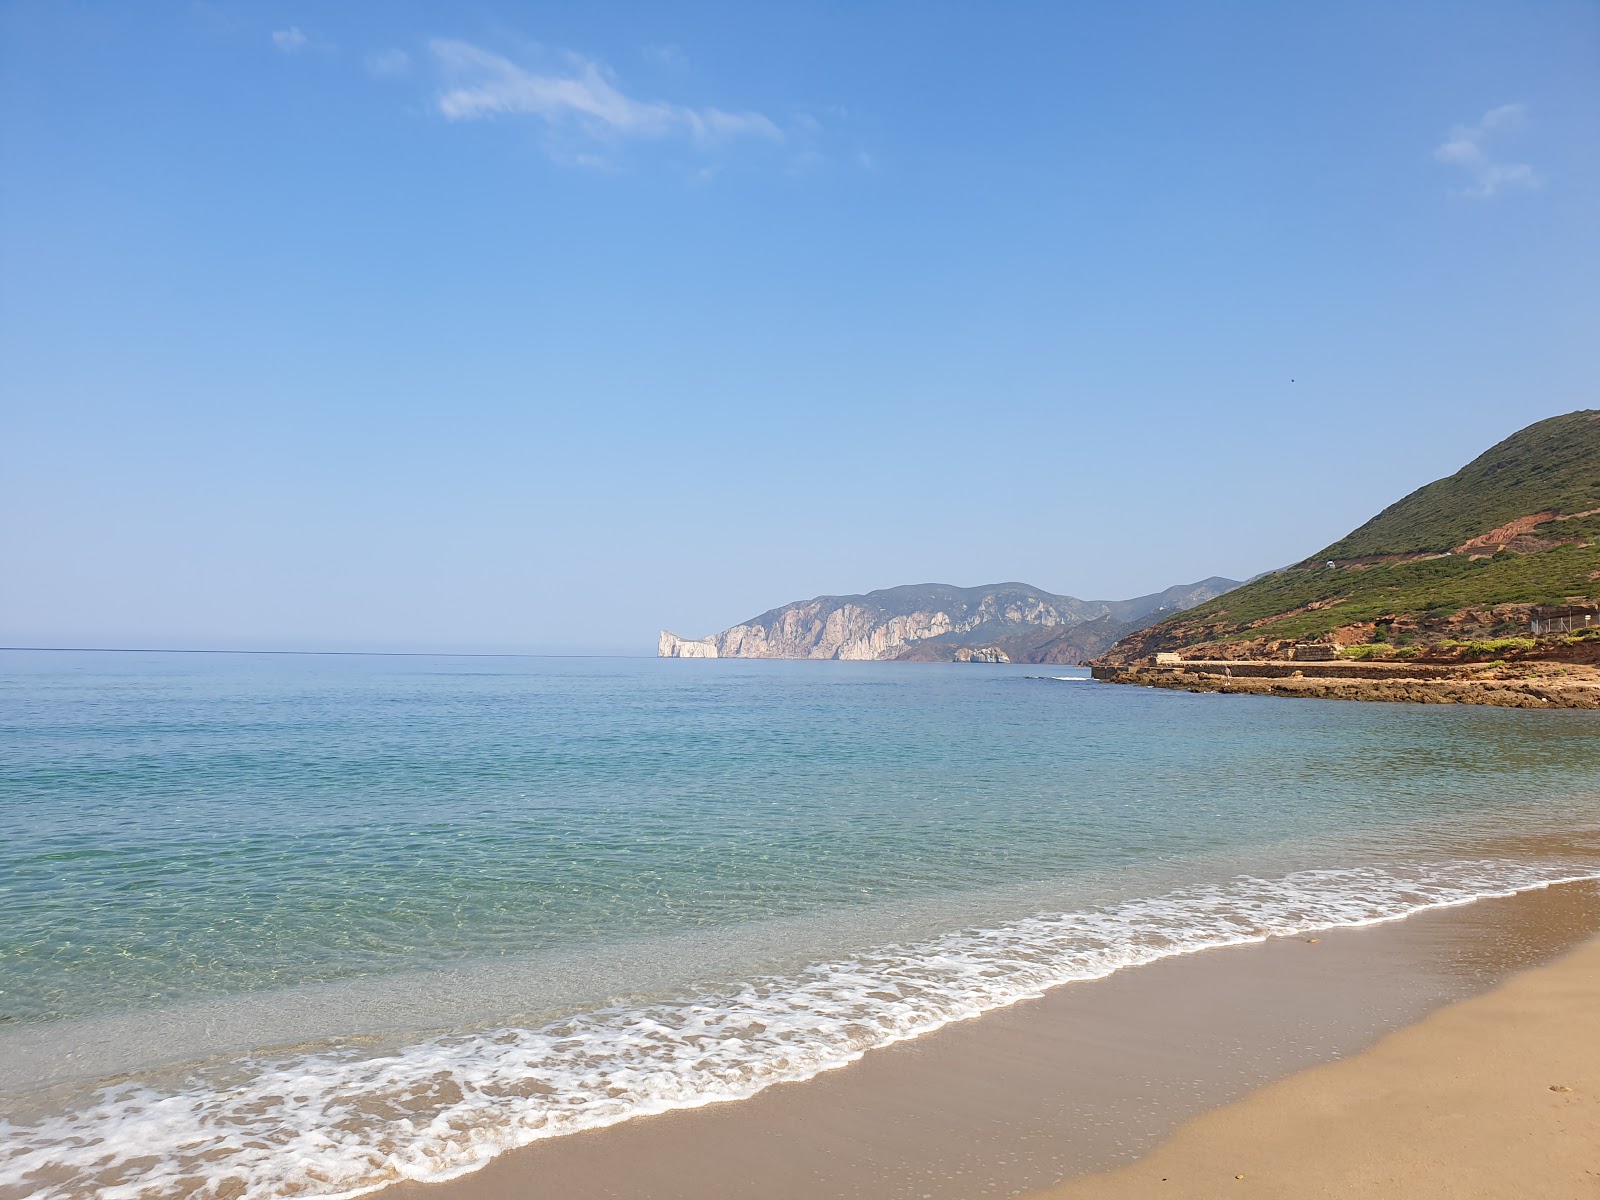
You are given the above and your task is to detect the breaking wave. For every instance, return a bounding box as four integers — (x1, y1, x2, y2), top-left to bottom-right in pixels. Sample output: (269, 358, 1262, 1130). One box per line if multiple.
(2, 859, 1595, 1200)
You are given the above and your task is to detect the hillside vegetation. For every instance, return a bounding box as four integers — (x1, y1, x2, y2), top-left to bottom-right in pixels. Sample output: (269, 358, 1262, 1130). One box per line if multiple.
(1168, 536, 1597, 646)
(1319, 410, 1600, 558)
(1102, 411, 1600, 662)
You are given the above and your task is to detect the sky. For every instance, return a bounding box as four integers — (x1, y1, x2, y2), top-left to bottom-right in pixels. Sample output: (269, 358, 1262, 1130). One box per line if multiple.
(2, 1, 1597, 654)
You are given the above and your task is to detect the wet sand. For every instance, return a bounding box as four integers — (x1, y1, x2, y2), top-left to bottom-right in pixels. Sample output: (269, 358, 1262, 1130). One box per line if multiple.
(379, 879, 1600, 1200)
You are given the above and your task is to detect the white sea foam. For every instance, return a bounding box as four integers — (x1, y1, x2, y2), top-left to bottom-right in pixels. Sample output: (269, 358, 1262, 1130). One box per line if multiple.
(1, 859, 1594, 1200)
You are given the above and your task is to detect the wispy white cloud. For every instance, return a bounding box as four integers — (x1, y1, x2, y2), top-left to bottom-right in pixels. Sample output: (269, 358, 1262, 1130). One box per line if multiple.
(366, 48, 411, 78)
(1433, 104, 1542, 197)
(788, 149, 825, 173)
(428, 39, 782, 149)
(191, 2, 244, 35)
(642, 43, 689, 70)
(271, 26, 309, 54)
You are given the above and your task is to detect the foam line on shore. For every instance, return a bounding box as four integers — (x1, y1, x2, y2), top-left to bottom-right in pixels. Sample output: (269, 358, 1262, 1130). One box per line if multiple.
(3, 860, 1597, 1200)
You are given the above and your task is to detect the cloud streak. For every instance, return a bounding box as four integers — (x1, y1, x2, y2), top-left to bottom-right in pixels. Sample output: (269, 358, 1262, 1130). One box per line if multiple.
(429, 40, 782, 149)
(1433, 104, 1542, 197)
(271, 26, 308, 54)
(366, 48, 411, 78)
(642, 43, 689, 70)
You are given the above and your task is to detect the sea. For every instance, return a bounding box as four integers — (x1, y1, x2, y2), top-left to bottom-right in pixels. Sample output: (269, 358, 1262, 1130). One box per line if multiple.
(2, 649, 1598, 1199)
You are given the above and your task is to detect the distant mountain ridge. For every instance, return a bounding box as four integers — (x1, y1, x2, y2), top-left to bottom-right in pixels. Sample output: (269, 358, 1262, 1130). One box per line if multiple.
(659, 577, 1241, 663)
(1100, 410, 1600, 663)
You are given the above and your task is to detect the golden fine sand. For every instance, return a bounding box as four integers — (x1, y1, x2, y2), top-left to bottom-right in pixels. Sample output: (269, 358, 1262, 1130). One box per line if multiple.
(1030, 934, 1600, 1200)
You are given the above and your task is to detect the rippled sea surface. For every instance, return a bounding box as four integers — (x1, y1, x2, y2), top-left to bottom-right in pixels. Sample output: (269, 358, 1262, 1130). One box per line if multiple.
(2, 650, 1598, 1198)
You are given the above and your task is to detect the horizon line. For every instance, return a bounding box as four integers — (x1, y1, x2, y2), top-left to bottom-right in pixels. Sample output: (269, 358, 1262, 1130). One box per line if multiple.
(0, 645, 653, 660)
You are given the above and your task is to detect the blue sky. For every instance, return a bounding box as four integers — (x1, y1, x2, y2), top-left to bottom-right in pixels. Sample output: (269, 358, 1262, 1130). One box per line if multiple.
(2, 1, 1596, 653)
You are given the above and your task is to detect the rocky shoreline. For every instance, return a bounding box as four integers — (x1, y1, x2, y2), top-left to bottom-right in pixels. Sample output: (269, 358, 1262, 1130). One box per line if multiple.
(1092, 660, 1600, 709)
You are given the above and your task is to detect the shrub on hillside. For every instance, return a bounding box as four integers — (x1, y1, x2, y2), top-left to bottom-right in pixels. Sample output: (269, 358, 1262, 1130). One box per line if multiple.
(1339, 643, 1392, 660)
(1443, 637, 1537, 658)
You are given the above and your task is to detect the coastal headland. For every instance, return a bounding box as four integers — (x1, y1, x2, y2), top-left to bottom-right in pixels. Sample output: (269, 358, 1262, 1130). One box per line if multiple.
(657, 578, 1241, 663)
(1091, 412, 1599, 684)
(658, 414, 1597, 705)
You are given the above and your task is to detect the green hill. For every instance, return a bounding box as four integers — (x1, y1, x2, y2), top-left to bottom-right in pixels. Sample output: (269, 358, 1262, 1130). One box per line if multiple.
(1318, 410, 1600, 558)
(1102, 411, 1600, 661)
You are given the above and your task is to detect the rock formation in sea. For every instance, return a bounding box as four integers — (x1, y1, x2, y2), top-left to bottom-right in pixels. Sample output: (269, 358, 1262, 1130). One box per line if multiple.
(658, 578, 1240, 663)
(657, 631, 719, 658)
(953, 646, 1010, 664)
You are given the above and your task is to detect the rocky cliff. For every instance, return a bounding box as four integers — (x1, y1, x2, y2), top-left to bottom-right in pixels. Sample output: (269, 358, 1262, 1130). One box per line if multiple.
(659, 578, 1240, 662)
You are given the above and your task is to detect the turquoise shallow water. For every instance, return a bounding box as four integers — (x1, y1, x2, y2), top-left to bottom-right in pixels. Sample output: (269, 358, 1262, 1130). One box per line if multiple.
(2, 650, 1599, 1198)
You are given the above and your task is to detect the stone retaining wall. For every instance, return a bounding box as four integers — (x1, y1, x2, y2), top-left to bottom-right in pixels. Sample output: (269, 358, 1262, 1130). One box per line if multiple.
(1091, 660, 1460, 682)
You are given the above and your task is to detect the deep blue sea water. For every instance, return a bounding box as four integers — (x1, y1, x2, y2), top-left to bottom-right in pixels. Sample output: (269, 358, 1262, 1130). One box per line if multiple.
(2, 650, 1598, 1198)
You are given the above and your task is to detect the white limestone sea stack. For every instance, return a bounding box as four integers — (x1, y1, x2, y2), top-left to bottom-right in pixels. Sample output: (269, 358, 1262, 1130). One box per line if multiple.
(658, 631, 720, 658)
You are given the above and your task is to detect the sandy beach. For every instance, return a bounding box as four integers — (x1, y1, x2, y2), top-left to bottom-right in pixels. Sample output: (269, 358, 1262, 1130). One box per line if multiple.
(378, 878, 1600, 1200)
(1035, 930, 1600, 1200)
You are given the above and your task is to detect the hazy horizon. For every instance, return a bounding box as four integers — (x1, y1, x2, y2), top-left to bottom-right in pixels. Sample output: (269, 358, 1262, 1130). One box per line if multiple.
(0, 570, 1249, 656)
(4, 2, 1597, 655)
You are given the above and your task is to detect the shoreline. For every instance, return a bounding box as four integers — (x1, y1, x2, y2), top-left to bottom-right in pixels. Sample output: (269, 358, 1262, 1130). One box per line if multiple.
(1092, 659, 1600, 708)
(1032, 928, 1600, 1199)
(376, 877, 1600, 1200)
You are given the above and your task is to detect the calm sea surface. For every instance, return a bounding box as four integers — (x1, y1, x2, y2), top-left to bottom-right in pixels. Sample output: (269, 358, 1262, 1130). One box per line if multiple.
(2, 650, 1598, 1198)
